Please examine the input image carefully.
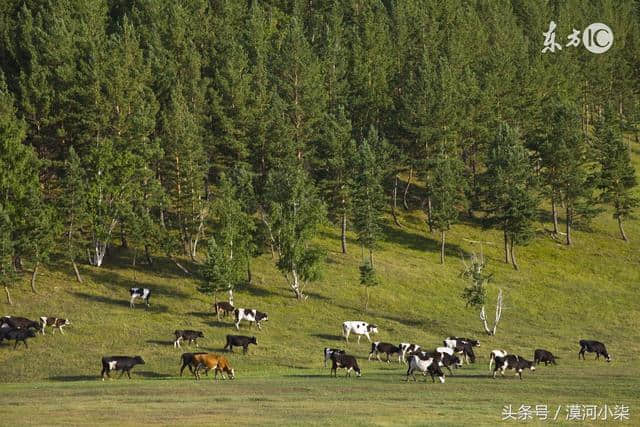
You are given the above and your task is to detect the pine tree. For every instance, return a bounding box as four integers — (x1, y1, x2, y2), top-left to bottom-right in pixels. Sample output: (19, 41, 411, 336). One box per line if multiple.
(595, 112, 639, 241)
(60, 147, 87, 282)
(482, 123, 538, 270)
(352, 127, 388, 267)
(428, 142, 467, 264)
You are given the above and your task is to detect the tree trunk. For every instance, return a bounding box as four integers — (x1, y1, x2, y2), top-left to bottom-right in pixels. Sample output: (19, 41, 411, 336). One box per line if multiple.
(503, 229, 510, 264)
(364, 287, 370, 311)
(214, 292, 220, 321)
(369, 250, 374, 269)
(510, 239, 518, 270)
(618, 216, 628, 242)
(4, 286, 12, 305)
(120, 223, 128, 248)
(72, 260, 82, 283)
(228, 288, 234, 306)
(391, 175, 402, 227)
(403, 167, 413, 210)
(440, 230, 446, 264)
(427, 197, 433, 233)
(341, 213, 347, 254)
(291, 269, 303, 300)
(170, 257, 190, 274)
(566, 205, 572, 245)
(551, 197, 559, 235)
(144, 244, 153, 265)
(31, 262, 39, 294)
(247, 258, 252, 284)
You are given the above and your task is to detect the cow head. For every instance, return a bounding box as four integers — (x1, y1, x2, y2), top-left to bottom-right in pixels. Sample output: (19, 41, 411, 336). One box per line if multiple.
(367, 324, 378, 334)
(197, 331, 205, 338)
(250, 337, 257, 345)
(134, 356, 146, 365)
(605, 353, 612, 362)
(26, 330, 36, 338)
(256, 312, 268, 322)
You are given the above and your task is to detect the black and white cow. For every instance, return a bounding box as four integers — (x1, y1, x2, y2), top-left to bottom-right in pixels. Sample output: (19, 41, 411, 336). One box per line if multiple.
(492, 355, 535, 380)
(579, 340, 611, 362)
(368, 342, 401, 363)
(234, 308, 268, 330)
(173, 330, 204, 348)
(179, 352, 208, 376)
(323, 348, 346, 368)
(101, 356, 145, 380)
(406, 355, 446, 383)
(330, 353, 361, 377)
(39, 317, 71, 335)
(443, 339, 476, 364)
(416, 348, 463, 375)
(399, 343, 421, 364)
(534, 349, 557, 366)
(342, 321, 378, 344)
(0, 328, 37, 349)
(489, 349, 508, 372)
(129, 288, 151, 308)
(1, 316, 40, 331)
(224, 335, 257, 354)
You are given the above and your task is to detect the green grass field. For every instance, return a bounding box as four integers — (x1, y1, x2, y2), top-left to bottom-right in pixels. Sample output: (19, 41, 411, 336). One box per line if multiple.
(0, 142, 639, 426)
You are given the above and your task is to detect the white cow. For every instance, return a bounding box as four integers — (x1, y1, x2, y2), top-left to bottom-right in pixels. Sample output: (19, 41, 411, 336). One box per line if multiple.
(406, 355, 445, 383)
(489, 349, 508, 372)
(399, 343, 421, 364)
(342, 321, 378, 344)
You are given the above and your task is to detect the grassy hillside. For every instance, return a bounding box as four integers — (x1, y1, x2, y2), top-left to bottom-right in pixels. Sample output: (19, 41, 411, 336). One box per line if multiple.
(0, 142, 639, 425)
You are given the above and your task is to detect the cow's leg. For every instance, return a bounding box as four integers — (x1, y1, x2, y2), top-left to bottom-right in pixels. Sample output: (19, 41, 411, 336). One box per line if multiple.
(365, 332, 371, 342)
(101, 367, 107, 380)
(579, 348, 585, 359)
(257, 321, 262, 330)
(118, 369, 125, 378)
(386, 353, 391, 363)
(243, 345, 248, 355)
(357, 335, 361, 344)
(446, 365, 453, 376)
(41, 323, 46, 335)
(59, 326, 65, 335)
(130, 295, 136, 308)
(126, 369, 132, 379)
(517, 370, 522, 380)
(235, 320, 240, 330)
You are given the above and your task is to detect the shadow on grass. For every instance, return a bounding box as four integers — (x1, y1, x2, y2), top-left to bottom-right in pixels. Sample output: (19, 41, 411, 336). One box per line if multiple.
(71, 292, 169, 313)
(146, 339, 174, 346)
(304, 291, 331, 301)
(83, 269, 190, 299)
(48, 375, 98, 382)
(243, 285, 281, 298)
(136, 371, 172, 379)
(381, 223, 468, 258)
(311, 333, 343, 342)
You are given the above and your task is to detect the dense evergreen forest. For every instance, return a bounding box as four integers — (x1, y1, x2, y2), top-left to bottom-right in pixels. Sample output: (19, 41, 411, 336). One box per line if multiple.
(1, 0, 639, 302)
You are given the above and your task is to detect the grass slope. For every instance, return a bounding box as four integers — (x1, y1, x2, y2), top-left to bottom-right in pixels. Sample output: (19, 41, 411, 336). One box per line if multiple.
(0, 141, 639, 425)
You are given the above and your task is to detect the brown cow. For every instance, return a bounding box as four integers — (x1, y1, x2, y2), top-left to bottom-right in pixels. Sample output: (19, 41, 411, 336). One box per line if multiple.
(213, 301, 235, 321)
(192, 353, 235, 380)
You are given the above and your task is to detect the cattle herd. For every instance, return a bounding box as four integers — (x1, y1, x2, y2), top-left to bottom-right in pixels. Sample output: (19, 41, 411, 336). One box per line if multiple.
(0, 287, 613, 384)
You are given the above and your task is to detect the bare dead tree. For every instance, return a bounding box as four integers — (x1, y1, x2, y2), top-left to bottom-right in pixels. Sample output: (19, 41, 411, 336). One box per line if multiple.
(479, 289, 503, 336)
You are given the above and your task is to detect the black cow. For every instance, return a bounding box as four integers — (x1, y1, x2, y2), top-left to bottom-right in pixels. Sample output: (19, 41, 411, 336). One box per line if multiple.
(173, 330, 204, 348)
(534, 349, 558, 366)
(0, 328, 37, 349)
(179, 352, 208, 376)
(330, 353, 361, 377)
(323, 348, 346, 368)
(101, 356, 145, 380)
(213, 301, 235, 320)
(1, 316, 40, 331)
(224, 335, 257, 354)
(579, 340, 611, 362)
(368, 342, 401, 363)
(493, 355, 535, 380)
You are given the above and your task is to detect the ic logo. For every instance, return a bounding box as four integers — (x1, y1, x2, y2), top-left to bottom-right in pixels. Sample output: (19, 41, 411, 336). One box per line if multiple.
(582, 23, 613, 54)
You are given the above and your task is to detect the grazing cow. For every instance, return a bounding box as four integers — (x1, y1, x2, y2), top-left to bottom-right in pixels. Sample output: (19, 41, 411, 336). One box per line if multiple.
(234, 308, 268, 330)
(444, 336, 480, 349)
(0, 328, 36, 349)
(101, 356, 145, 380)
(179, 352, 208, 376)
(323, 348, 346, 368)
(330, 353, 361, 377)
(224, 335, 257, 354)
(398, 343, 421, 364)
(173, 330, 204, 348)
(213, 301, 235, 320)
(39, 317, 71, 335)
(192, 353, 235, 380)
(534, 349, 558, 366)
(489, 349, 508, 372)
(492, 355, 535, 380)
(342, 321, 378, 344)
(406, 355, 446, 383)
(368, 342, 401, 363)
(579, 340, 611, 362)
(130, 288, 151, 308)
(1, 316, 40, 331)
